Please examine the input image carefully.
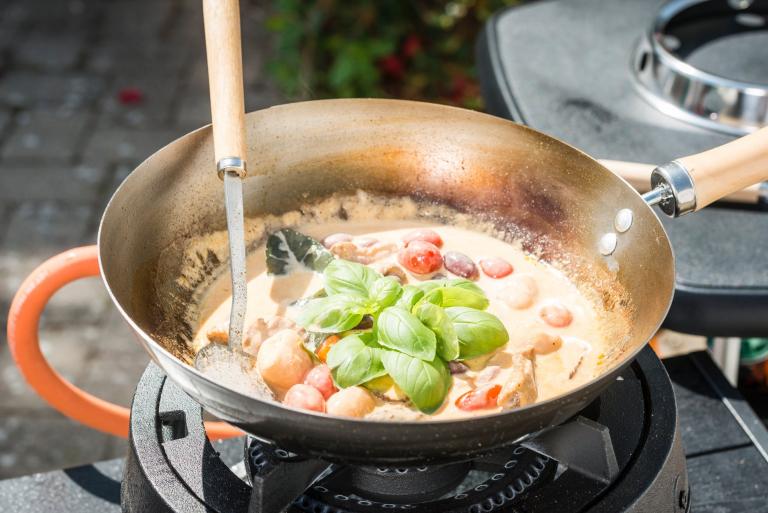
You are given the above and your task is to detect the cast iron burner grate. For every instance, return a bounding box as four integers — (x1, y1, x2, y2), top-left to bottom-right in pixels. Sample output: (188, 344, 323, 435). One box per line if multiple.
(248, 441, 553, 512)
(121, 347, 689, 513)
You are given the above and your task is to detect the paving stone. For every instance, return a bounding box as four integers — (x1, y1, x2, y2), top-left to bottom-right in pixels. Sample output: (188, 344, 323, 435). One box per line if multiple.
(2, 201, 94, 252)
(0, 109, 11, 135)
(28, 0, 103, 32)
(78, 342, 151, 410)
(174, 91, 211, 129)
(1, 110, 91, 163)
(0, 72, 105, 110)
(14, 32, 84, 72)
(80, 126, 183, 167)
(86, 37, 195, 76)
(0, 411, 115, 479)
(98, 75, 182, 128)
(0, 164, 103, 202)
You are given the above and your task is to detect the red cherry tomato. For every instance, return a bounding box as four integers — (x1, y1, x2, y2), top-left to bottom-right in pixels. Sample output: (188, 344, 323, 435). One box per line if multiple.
(398, 240, 443, 275)
(539, 302, 573, 328)
(402, 229, 443, 248)
(283, 384, 326, 412)
(455, 384, 502, 411)
(303, 365, 338, 399)
(479, 258, 514, 279)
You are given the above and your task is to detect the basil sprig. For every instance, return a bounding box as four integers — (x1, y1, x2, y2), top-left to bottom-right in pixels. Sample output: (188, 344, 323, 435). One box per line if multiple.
(446, 306, 509, 359)
(377, 307, 437, 361)
(326, 333, 387, 388)
(287, 239, 510, 414)
(380, 350, 451, 414)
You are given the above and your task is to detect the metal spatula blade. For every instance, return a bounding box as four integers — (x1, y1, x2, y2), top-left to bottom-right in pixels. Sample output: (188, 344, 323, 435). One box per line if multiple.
(194, 172, 273, 400)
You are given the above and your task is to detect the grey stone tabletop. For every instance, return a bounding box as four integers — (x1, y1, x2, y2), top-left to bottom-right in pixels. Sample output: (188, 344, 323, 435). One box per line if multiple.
(0, 0, 281, 479)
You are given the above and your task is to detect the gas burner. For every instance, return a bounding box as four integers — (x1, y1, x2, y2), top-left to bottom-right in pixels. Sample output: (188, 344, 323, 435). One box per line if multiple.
(121, 347, 689, 513)
(633, 0, 768, 135)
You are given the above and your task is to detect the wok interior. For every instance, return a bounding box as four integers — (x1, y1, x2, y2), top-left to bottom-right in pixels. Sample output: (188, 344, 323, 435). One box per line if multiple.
(99, 99, 674, 413)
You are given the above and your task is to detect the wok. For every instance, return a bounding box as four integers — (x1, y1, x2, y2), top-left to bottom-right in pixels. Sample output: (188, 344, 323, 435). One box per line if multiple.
(8, 99, 768, 465)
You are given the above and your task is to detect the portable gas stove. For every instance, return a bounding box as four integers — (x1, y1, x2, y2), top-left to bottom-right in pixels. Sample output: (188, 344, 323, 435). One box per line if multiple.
(119, 347, 686, 513)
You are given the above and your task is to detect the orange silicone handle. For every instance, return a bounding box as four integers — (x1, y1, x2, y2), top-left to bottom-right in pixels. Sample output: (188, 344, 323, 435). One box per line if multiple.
(6, 245, 240, 440)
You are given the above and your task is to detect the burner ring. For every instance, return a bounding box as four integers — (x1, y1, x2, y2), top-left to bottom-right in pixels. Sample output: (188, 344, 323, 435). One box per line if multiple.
(633, 0, 768, 135)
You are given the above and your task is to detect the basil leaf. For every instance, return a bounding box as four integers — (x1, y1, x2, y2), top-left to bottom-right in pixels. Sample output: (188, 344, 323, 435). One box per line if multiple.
(324, 259, 379, 298)
(445, 306, 509, 359)
(376, 307, 437, 361)
(294, 295, 367, 333)
(444, 278, 485, 296)
(368, 276, 403, 311)
(266, 228, 333, 275)
(437, 286, 489, 309)
(415, 281, 443, 294)
(327, 334, 386, 388)
(415, 303, 459, 361)
(380, 350, 451, 413)
(396, 285, 424, 310)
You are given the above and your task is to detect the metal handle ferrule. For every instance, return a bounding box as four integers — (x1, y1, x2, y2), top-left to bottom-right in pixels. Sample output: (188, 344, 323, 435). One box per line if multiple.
(217, 156, 247, 180)
(643, 160, 697, 217)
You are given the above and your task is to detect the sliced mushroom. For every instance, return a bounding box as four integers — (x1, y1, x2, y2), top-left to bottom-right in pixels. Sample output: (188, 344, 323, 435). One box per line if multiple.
(483, 349, 538, 409)
(329, 240, 397, 264)
(373, 263, 408, 284)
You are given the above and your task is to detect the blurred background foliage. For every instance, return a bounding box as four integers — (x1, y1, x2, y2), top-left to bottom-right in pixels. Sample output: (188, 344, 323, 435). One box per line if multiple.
(266, 0, 518, 109)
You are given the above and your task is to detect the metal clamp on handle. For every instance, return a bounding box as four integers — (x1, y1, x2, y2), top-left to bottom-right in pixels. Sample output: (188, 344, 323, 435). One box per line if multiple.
(642, 160, 696, 217)
(217, 156, 247, 180)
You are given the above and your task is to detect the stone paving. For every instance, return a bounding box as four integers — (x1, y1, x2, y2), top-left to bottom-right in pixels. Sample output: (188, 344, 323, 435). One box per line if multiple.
(0, 0, 281, 479)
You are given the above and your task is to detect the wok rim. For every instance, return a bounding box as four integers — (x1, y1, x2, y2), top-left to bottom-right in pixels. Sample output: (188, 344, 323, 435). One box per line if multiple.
(96, 98, 675, 431)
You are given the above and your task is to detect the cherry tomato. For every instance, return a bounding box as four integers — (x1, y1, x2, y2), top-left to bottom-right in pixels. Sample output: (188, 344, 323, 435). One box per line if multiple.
(283, 384, 326, 412)
(326, 387, 376, 418)
(479, 257, 513, 279)
(402, 229, 443, 248)
(398, 240, 443, 274)
(539, 302, 573, 328)
(500, 275, 538, 310)
(443, 251, 479, 279)
(315, 334, 340, 362)
(455, 384, 502, 411)
(303, 364, 337, 399)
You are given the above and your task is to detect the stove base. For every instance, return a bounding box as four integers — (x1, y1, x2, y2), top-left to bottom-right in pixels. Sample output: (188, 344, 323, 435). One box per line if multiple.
(120, 347, 688, 513)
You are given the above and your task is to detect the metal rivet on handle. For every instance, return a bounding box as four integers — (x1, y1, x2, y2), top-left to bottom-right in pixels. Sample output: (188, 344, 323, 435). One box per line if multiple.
(599, 232, 618, 256)
(614, 209, 633, 233)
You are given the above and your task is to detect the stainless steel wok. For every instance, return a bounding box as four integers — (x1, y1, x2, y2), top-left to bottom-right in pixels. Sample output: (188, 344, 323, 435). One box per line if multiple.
(85, 98, 765, 464)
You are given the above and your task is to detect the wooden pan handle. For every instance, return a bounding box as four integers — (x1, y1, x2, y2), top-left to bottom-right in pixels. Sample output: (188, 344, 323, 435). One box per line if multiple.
(203, 0, 247, 167)
(679, 127, 768, 210)
(600, 159, 763, 205)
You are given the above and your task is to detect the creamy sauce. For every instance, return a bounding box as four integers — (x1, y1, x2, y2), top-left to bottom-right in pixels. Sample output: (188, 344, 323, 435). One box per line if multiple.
(194, 221, 607, 420)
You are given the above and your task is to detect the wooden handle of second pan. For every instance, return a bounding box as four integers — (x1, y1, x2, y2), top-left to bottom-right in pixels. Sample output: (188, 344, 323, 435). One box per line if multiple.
(679, 127, 768, 210)
(600, 159, 763, 205)
(203, 0, 247, 165)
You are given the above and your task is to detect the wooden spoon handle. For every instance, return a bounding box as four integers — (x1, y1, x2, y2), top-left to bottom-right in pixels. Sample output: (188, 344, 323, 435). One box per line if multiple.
(203, 0, 247, 168)
(600, 159, 763, 204)
(678, 127, 768, 210)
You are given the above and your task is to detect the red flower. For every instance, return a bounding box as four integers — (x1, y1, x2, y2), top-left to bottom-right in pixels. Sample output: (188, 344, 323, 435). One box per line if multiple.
(402, 35, 421, 59)
(379, 55, 404, 80)
(118, 87, 144, 105)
